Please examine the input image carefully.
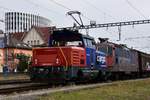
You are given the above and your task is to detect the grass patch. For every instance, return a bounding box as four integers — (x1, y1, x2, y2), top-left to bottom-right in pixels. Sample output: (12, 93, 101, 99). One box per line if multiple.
(38, 79, 150, 100)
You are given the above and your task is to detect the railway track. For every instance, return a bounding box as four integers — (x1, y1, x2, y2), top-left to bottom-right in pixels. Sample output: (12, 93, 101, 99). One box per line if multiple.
(0, 79, 131, 95)
(0, 79, 31, 85)
(0, 82, 49, 94)
(1, 78, 150, 100)
(0, 77, 147, 95)
(0, 72, 30, 85)
(0, 79, 93, 94)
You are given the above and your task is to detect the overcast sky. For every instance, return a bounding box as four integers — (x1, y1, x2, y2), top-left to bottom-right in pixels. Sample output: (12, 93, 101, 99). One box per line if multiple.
(0, 0, 150, 53)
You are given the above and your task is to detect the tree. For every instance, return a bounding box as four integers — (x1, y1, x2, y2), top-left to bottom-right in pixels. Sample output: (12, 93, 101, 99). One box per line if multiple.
(16, 53, 31, 72)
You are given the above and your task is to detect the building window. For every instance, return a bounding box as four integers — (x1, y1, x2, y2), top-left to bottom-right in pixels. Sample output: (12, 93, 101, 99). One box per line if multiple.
(5, 12, 51, 33)
(37, 40, 39, 45)
(34, 40, 36, 45)
(31, 41, 33, 45)
(27, 41, 30, 45)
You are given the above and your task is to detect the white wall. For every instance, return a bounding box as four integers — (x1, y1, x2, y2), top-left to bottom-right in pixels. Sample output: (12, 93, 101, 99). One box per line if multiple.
(23, 28, 44, 46)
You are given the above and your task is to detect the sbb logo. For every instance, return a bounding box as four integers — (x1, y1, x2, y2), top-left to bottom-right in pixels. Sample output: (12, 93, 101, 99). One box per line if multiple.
(97, 56, 106, 64)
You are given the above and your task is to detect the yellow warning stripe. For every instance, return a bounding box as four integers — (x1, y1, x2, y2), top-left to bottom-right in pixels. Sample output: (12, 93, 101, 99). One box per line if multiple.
(59, 47, 68, 70)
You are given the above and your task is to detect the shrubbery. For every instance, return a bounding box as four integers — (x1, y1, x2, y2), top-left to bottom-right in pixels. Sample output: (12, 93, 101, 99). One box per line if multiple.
(16, 53, 31, 72)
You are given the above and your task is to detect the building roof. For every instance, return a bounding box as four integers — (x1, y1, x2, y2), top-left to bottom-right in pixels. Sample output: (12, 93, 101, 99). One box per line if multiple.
(6, 33, 31, 49)
(34, 26, 55, 43)
(9, 26, 55, 47)
(22, 26, 55, 46)
(11, 32, 26, 41)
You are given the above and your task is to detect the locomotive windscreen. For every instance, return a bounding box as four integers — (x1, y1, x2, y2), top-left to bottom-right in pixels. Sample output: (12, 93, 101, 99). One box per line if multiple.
(49, 29, 83, 47)
(52, 30, 82, 41)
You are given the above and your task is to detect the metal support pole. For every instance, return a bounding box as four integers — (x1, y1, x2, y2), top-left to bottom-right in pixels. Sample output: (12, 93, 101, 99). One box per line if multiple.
(118, 26, 121, 41)
(86, 28, 89, 35)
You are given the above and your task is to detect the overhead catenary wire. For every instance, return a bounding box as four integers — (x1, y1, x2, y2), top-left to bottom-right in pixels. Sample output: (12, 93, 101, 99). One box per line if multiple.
(125, 0, 147, 19)
(23, 0, 64, 16)
(122, 24, 150, 42)
(79, 0, 123, 41)
(125, 36, 150, 40)
(0, 6, 16, 24)
(21, 0, 68, 26)
(0, 5, 16, 12)
(79, 0, 150, 42)
(132, 25, 150, 35)
(0, 19, 4, 23)
(133, 46, 150, 50)
(49, 0, 71, 11)
(48, 0, 94, 21)
(80, 0, 117, 21)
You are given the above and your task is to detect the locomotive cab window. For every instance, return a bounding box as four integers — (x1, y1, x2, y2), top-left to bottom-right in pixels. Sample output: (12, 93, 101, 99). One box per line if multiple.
(98, 46, 112, 56)
(49, 30, 84, 47)
(98, 46, 107, 54)
(108, 47, 113, 56)
(83, 38, 95, 48)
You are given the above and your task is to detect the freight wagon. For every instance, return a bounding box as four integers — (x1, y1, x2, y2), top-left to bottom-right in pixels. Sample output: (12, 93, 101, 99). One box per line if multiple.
(138, 51, 150, 77)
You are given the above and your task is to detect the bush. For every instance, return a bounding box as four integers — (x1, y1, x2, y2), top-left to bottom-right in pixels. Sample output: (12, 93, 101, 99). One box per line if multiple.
(16, 53, 31, 72)
(17, 61, 28, 72)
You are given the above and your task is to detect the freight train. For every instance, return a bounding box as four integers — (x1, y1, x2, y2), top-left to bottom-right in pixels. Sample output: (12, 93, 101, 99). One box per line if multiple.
(97, 39, 150, 80)
(30, 29, 150, 83)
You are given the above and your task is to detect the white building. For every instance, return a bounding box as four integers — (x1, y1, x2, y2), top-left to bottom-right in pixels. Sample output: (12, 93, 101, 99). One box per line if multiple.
(5, 12, 51, 33)
(11, 26, 55, 47)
